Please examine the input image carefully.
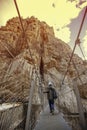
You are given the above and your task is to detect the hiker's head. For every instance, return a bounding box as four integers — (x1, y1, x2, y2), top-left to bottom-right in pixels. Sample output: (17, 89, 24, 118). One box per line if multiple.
(48, 81, 53, 88)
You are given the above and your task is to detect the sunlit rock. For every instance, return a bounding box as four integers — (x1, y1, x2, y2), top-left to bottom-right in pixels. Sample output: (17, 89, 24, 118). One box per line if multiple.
(0, 16, 87, 113)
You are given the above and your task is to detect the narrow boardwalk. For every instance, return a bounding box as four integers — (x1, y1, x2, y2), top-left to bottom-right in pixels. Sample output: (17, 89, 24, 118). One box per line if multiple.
(34, 106, 72, 130)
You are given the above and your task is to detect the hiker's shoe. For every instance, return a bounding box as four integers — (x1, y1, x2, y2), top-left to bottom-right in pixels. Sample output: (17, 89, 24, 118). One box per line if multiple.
(51, 110, 54, 115)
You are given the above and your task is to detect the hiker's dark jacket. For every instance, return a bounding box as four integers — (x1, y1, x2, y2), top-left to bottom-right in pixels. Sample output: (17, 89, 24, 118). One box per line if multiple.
(44, 87, 55, 100)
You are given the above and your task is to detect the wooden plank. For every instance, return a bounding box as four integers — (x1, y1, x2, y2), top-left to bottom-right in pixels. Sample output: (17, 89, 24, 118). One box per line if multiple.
(73, 79, 87, 130)
(34, 106, 71, 130)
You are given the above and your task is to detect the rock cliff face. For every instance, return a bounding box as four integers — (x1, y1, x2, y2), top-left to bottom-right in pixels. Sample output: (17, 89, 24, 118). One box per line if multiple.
(0, 16, 87, 113)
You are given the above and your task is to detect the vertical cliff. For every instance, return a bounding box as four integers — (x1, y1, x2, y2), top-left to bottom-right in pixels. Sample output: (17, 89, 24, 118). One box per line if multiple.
(0, 16, 87, 115)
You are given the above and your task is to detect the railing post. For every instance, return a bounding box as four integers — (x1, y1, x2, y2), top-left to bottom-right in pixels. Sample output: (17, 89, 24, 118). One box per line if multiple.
(73, 79, 87, 130)
(25, 70, 36, 130)
(39, 78, 44, 110)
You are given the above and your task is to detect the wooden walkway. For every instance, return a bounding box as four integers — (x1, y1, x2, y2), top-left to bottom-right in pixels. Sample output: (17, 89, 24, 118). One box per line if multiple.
(34, 106, 72, 130)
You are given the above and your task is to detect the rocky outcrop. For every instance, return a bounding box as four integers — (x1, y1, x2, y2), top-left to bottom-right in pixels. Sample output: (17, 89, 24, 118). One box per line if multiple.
(0, 16, 87, 114)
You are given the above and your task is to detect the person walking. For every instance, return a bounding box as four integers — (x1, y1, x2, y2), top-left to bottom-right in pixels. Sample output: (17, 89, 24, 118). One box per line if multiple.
(44, 81, 57, 114)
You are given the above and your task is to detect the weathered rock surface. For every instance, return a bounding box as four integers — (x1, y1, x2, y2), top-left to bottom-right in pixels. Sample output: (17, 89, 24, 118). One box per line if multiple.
(0, 16, 87, 113)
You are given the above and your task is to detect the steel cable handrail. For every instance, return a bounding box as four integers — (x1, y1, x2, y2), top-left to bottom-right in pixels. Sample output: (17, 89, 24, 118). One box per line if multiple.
(13, 1, 45, 130)
(62, 6, 87, 84)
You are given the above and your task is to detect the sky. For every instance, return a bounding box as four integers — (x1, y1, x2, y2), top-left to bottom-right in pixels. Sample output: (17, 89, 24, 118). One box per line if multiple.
(0, 0, 87, 59)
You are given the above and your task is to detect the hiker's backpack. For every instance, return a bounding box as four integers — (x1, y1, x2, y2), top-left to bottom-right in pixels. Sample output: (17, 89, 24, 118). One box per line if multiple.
(53, 89, 58, 99)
